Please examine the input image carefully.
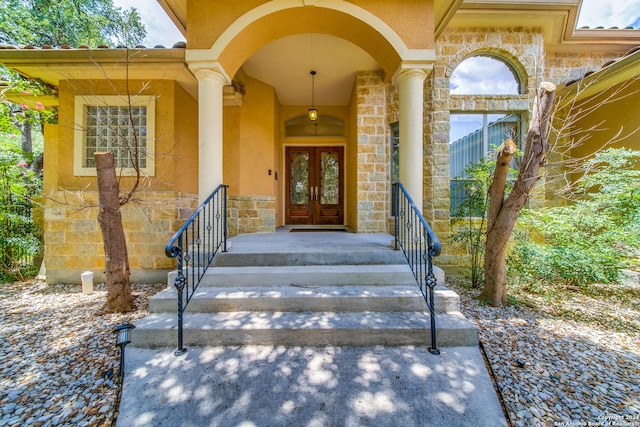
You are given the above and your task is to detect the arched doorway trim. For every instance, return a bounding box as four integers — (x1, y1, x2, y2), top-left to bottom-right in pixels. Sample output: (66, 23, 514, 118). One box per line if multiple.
(209, 0, 406, 58)
(186, 0, 433, 79)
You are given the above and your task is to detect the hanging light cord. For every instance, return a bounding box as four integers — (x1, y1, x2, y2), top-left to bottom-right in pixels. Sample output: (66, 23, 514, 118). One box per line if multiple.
(311, 70, 316, 108)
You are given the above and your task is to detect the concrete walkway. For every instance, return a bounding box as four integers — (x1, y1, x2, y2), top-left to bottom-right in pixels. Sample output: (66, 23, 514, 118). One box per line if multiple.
(116, 230, 507, 426)
(117, 345, 506, 427)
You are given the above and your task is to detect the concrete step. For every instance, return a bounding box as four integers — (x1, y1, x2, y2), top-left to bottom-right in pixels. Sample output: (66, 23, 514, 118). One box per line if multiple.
(131, 310, 478, 348)
(136, 232, 478, 351)
(212, 248, 407, 267)
(149, 284, 461, 314)
(168, 264, 446, 288)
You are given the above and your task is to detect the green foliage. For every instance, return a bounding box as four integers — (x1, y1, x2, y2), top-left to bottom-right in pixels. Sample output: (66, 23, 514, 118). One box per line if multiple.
(508, 148, 640, 288)
(450, 147, 519, 288)
(0, 101, 18, 133)
(451, 155, 499, 287)
(0, 0, 146, 47)
(0, 0, 147, 136)
(0, 132, 42, 281)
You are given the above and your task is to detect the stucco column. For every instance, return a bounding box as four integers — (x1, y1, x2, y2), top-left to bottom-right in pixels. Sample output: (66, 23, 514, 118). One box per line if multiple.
(396, 68, 427, 211)
(192, 68, 227, 203)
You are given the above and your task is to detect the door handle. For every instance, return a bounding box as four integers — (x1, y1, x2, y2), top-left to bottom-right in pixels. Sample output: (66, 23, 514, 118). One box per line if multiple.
(314, 186, 318, 201)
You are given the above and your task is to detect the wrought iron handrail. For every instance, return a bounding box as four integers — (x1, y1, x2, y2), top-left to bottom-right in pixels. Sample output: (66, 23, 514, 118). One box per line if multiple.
(393, 182, 441, 355)
(165, 184, 228, 355)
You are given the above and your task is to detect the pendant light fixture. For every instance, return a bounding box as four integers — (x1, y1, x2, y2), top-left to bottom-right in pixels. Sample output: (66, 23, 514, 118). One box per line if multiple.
(308, 70, 318, 121)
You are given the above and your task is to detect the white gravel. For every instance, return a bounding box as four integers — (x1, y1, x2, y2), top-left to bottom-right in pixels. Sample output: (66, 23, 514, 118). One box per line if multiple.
(1, 279, 638, 427)
(0, 281, 165, 427)
(449, 280, 640, 427)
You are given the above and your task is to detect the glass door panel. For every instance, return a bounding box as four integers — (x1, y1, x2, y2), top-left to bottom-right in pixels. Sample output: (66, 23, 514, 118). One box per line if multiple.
(320, 151, 339, 205)
(290, 152, 309, 204)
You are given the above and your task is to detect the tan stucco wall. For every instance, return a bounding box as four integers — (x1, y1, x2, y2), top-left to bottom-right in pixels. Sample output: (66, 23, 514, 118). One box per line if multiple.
(569, 78, 640, 162)
(188, 1, 434, 51)
(223, 72, 281, 235)
(274, 93, 283, 227)
(51, 79, 197, 193)
(173, 83, 199, 193)
(42, 79, 199, 284)
(224, 73, 278, 197)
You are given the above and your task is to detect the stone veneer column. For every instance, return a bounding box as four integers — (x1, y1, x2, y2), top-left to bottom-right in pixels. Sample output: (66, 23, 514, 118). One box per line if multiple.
(190, 67, 227, 203)
(355, 71, 388, 232)
(396, 67, 428, 211)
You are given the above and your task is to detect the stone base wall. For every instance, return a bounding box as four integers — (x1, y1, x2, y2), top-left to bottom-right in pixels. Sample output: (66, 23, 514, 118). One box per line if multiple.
(43, 191, 198, 284)
(227, 195, 276, 236)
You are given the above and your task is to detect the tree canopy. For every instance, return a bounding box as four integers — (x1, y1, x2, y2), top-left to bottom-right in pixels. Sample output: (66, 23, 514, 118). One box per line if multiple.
(0, 0, 147, 159)
(0, 0, 146, 47)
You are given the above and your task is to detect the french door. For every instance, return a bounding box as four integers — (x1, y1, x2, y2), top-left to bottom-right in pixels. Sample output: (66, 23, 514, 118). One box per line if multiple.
(285, 146, 344, 225)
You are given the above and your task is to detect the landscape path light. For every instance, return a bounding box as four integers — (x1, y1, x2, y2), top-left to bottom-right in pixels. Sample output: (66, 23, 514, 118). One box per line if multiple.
(113, 323, 135, 380)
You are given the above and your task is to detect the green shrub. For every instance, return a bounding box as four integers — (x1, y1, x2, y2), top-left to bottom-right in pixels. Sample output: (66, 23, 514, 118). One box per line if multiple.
(508, 148, 640, 288)
(0, 133, 43, 281)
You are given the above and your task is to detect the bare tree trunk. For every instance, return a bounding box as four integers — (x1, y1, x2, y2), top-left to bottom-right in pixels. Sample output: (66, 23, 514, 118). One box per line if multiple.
(95, 152, 133, 313)
(481, 82, 556, 307)
(20, 121, 33, 155)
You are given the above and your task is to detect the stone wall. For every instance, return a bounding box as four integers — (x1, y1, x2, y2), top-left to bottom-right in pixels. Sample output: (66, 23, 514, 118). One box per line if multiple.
(430, 27, 627, 273)
(545, 51, 622, 86)
(227, 195, 276, 236)
(430, 27, 545, 271)
(354, 71, 389, 233)
(43, 191, 198, 284)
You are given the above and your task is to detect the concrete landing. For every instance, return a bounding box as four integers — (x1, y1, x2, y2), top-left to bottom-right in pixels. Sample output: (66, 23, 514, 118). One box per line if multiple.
(116, 345, 507, 427)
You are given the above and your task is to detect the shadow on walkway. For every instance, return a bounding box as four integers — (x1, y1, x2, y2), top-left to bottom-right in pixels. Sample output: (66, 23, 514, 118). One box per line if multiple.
(116, 345, 507, 427)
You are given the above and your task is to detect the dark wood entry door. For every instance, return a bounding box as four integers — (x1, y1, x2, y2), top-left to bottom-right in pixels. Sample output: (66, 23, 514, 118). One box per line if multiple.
(285, 146, 344, 225)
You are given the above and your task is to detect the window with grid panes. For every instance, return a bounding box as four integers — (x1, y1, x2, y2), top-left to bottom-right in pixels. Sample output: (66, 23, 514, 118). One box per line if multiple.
(74, 96, 155, 176)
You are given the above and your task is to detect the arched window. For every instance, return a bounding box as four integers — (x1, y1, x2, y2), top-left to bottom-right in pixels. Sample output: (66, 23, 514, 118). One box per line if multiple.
(450, 56, 521, 95)
(285, 115, 345, 137)
(449, 55, 524, 214)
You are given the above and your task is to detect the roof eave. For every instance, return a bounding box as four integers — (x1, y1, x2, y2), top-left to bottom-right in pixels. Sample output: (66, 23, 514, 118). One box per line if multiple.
(556, 48, 640, 105)
(0, 48, 198, 101)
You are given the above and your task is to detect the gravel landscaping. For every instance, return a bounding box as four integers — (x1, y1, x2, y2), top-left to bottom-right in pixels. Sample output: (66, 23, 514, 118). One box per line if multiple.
(0, 277, 638, 427)
(448, 277, 640, 427)
(0, 281, 165, 427)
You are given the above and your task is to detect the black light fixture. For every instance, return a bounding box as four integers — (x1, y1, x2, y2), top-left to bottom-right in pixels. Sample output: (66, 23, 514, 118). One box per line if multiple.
(308, 70, 318, 121)
(113, 323, 135, 379)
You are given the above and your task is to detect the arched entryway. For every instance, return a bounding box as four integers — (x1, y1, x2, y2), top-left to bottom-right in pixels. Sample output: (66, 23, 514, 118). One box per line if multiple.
(184, 1, 436, 233)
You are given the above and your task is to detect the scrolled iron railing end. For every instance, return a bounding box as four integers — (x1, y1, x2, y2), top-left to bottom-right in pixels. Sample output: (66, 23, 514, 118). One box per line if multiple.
(430, 236, 442, 258)
(165, 243, 181, 259)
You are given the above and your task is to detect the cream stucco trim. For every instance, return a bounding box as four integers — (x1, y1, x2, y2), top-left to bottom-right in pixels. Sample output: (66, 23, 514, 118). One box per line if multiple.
(185, 0, 432, 64)
(392, 60, 435, 85)
(73, 95, 156, 177)
(187, 60, 232, 85)
(396, 68, 428, 211)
